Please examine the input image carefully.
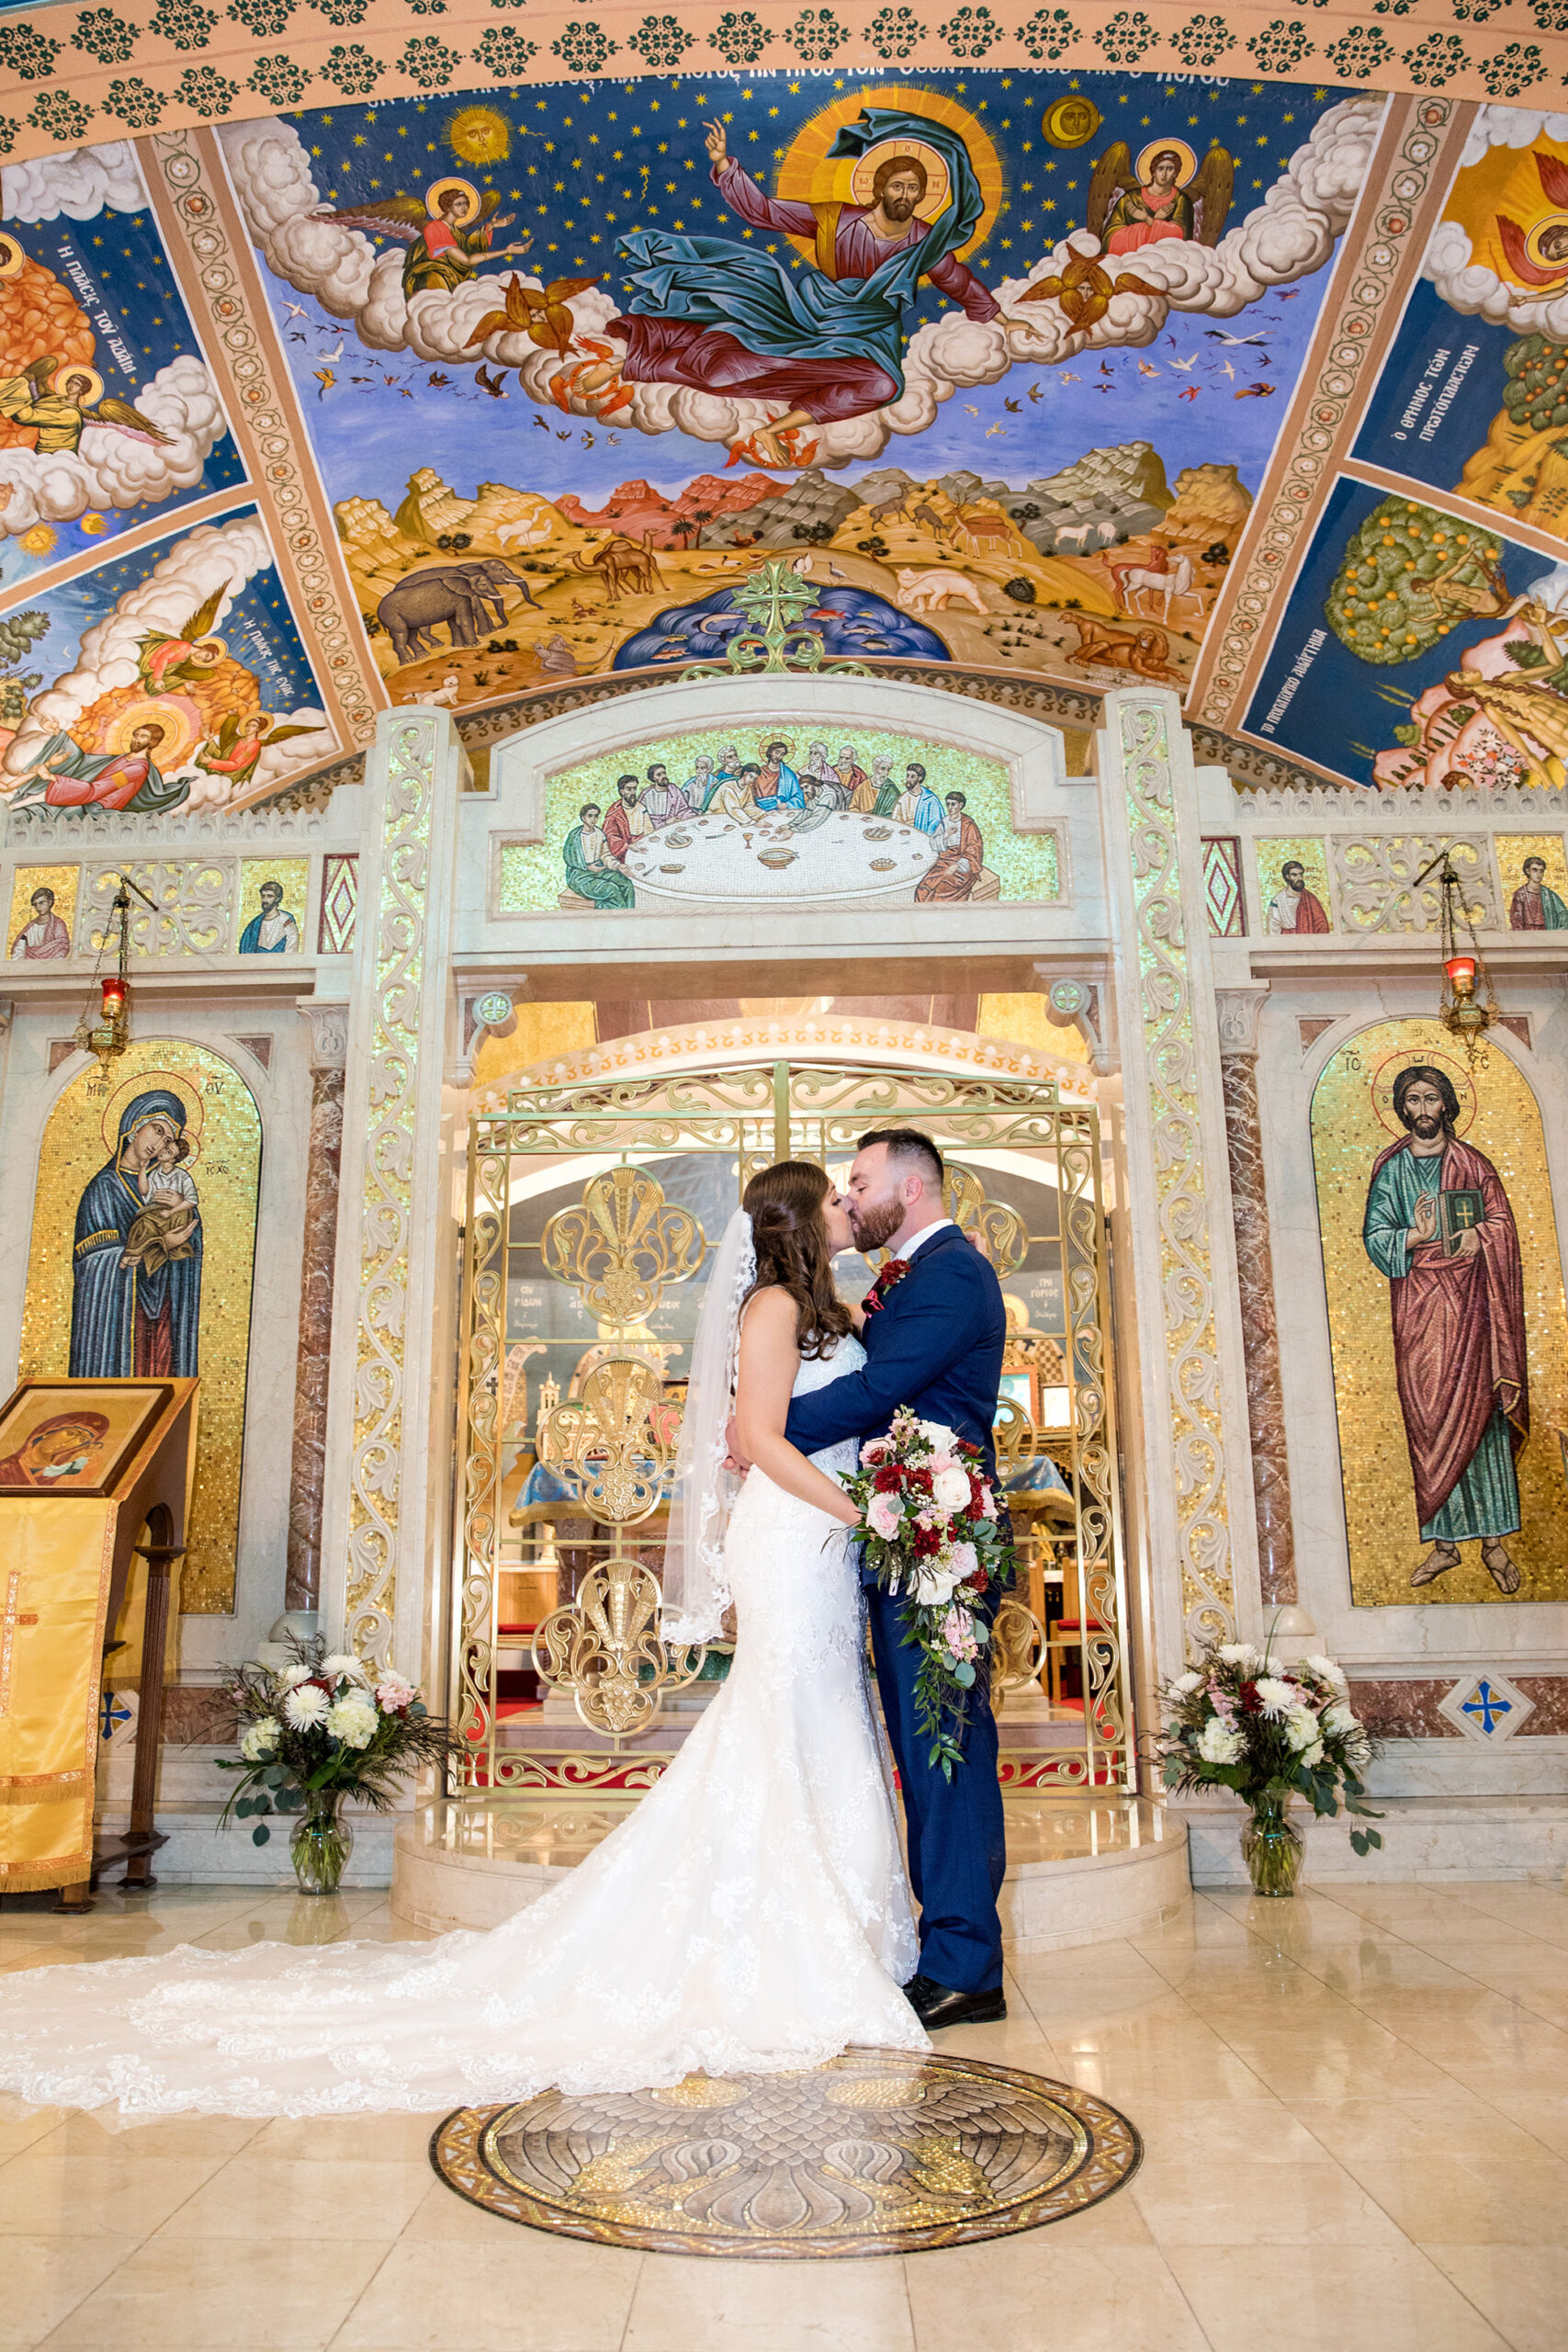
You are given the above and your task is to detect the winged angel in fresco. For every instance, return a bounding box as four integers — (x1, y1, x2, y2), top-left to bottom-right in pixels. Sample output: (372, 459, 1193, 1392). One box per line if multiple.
(311, 177, 532, 300)
(1495, 149, 1568, 289)
(1085, 141, 1235, 256)
(0, 355, 174, 458)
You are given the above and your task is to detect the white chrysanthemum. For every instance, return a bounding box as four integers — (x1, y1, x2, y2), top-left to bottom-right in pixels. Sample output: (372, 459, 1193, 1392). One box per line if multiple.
(326, 1692, 378, 1749)
(1217, 1643, 1263, 1669)
(1303, 1655, 1348, 1690)
(1298, 1737, 1325, 1768)
(321, 1652, 367, 1684)
(1285, 1707, 1322, 1752)
(1196, 1718, 1245, 1766)
(283, 1683, 329, 1729)
(1171, 1670, 1203, 1697)
(1321, 1701, 1358, 1739)
(1253, 1677, 1298, 1718)
(279, 1661, 314, 1688)
(240, 1716, 279, 1762)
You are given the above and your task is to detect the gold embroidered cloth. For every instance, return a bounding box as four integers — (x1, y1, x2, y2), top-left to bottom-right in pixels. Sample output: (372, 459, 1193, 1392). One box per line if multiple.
(0, 1497, 116, 1893)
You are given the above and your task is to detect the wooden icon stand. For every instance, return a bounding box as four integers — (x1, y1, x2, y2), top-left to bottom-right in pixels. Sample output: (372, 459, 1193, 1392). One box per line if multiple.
(0, 1377, 198, 1912)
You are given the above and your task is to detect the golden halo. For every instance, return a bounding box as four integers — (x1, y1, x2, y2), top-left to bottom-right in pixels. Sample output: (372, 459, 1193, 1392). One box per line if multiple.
(426, 175, 480, 224)
(191, 636, 228, 662)
(848, 139, 950, 226)
(1370, 1047, 1477, 1140)
(101, 1066, 204, 1163)
(1135, 138, 1198, 188)
(1043, 96, 1101, 151)
(0, 233, 26, 281)
(1523, 213, 1568, 276)
(774, 85, 1003, 264)
(106, 693, 202, 770)
(51, 362, 102, 405)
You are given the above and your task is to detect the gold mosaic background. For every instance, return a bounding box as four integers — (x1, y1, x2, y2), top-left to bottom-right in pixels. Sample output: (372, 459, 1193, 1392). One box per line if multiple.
(498, 729, 1057, 910)
(1311, 1018, 1568, 1607)
(18, 1039, 264, 1614)
(7, 865, 79, 951)
(1253, 837, 1333, 932)
(237, 858, 309, 951)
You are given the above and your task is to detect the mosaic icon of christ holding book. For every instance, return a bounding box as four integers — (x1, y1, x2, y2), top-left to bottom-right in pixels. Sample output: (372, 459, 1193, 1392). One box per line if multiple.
(1361, 1064, 1529, 1594)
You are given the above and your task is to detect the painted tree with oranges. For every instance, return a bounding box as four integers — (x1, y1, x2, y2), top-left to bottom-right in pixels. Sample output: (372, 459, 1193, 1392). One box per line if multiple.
(1325, 497, 1511, 668)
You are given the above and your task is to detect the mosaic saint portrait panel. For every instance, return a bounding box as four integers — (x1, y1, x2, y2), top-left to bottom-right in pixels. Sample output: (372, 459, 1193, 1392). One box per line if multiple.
(1311, 1018, 1568, 1607)
(19, 1039, 264, 1613)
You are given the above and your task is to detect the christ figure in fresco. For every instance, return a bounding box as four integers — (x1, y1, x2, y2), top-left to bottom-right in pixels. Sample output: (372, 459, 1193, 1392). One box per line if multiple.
(561, 107, 1000, 468)
(1361, 1065, 1529, 1594)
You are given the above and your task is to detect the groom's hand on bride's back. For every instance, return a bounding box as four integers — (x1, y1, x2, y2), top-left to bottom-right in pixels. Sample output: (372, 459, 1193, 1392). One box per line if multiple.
(724, 1410, 751, 1474)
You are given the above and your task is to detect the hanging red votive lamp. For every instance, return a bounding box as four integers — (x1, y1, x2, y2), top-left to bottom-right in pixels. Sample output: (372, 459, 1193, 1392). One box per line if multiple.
(100, 971, 127, 1021)
(1444, 953, 1477, 996)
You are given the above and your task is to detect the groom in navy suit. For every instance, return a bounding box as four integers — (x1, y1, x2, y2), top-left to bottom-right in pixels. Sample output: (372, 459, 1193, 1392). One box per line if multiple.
(784, 1128, 1009, 2029)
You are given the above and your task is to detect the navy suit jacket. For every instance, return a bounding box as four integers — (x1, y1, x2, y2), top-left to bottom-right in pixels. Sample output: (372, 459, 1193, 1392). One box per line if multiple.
(784, 1224, 1007, 1478)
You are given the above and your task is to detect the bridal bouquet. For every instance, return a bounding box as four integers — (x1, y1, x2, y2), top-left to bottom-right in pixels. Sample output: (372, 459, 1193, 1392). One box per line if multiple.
(215, 1634, 460, 1892)
(843, 1407, 1015, 1781)
(1156, 1637, 1382, 1895)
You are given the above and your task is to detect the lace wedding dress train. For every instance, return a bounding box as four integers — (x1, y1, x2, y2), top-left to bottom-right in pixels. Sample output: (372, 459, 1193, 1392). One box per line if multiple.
(0, 1336, 926, 2120)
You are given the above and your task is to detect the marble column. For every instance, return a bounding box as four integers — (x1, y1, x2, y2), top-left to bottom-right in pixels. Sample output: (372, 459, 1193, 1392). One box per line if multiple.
(286, 1004, 348, 1611)
(1215, 987, 1297, 1609)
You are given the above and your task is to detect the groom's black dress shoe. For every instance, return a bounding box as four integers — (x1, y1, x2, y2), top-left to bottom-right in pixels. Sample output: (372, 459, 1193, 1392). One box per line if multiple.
(904, 1973, 1007, 2029)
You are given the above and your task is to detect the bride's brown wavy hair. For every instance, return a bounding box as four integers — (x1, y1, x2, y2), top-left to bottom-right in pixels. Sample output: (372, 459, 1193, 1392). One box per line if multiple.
(742, 1160, 852, 1361)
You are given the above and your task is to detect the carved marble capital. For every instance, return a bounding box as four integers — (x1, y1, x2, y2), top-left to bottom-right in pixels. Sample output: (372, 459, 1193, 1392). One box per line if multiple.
(1215, 986, 1270, 1057)
(1032, 966, 1111, 1073)
(299, 1002, 349, 1070)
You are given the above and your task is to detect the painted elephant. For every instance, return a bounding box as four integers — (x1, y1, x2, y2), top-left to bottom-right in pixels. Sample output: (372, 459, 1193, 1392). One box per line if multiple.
(457, 560, 542, 629)
(377, 562, 542, 663)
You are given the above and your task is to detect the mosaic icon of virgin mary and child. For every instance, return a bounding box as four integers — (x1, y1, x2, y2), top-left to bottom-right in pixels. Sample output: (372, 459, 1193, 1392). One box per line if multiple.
(562, 107, 1004, 469)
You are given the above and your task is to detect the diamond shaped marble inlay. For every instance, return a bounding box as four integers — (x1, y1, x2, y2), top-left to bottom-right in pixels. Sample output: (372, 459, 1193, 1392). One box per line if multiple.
(1438, 1669, 1533, 1744)
(1200, 836, 1245, 938)
(318, 853, 358, 955)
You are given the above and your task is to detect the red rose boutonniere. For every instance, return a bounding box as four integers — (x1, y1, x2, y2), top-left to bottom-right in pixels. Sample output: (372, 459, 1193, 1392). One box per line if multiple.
(862, 1257, 911, 1316)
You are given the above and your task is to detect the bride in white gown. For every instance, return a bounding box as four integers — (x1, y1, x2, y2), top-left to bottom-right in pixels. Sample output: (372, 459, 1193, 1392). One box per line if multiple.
(0, 1161, 928, 2120)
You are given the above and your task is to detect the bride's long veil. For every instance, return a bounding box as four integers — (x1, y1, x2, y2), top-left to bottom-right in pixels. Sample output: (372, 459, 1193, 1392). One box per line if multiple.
(660, 1206, 756, 1645)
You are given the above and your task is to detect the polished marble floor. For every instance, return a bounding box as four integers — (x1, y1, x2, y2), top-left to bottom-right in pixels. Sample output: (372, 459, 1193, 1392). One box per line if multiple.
(2, 1874, 1566, 2350)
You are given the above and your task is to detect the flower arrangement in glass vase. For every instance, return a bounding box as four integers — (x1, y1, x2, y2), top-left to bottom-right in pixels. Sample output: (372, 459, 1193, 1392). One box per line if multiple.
(841, 1406, 1015, 1781)
(1156, 1637, 1382, 1897)
(216, 1634, 461, 1894)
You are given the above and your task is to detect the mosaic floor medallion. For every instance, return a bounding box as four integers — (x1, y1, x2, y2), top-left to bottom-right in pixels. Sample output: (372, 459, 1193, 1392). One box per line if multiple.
(430, 2048, 1141, 2256)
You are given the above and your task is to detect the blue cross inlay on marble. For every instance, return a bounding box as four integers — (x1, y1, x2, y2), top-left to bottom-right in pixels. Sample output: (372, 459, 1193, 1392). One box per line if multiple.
(1461, 1680, 1512, 1736)
(99, 1690, 132, 1742)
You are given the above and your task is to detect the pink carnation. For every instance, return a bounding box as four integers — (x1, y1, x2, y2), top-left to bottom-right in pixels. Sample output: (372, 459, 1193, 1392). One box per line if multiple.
(376, 1671, 416, 1713)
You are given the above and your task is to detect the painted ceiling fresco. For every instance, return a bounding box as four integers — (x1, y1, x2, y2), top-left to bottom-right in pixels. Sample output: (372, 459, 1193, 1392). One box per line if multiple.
(0, 47, 1562, 817)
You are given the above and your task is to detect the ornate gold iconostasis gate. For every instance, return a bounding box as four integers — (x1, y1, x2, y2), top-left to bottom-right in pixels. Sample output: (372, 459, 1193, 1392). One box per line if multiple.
(452, 1062, 1132, 1802)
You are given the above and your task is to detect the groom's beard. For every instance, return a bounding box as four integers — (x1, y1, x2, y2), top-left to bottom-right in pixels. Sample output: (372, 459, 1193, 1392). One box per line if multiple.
(851, 1195, 905, 1254)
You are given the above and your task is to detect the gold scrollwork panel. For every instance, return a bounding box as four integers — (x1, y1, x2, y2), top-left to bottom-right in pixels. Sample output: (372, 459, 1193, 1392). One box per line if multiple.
(537, 1358, 678, 1527)
(541, 1165, 705, 1325)
(532, 1555, 705, 1737)
(944, 1163, 1028, 1272)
